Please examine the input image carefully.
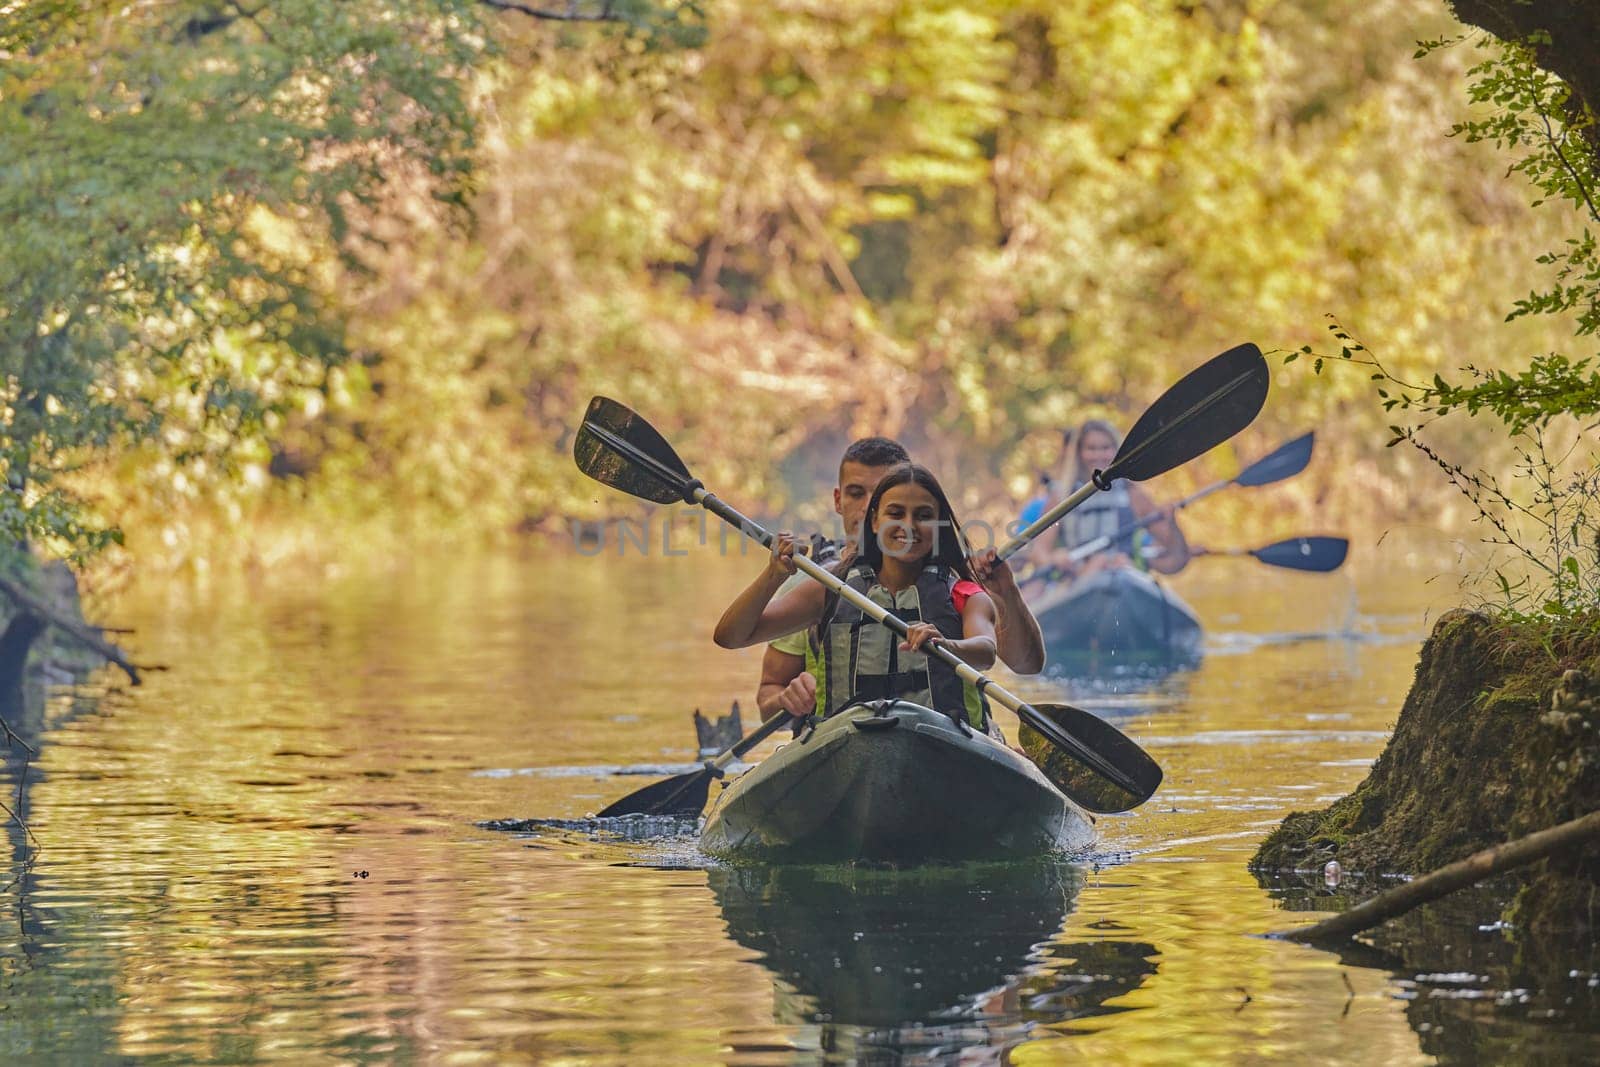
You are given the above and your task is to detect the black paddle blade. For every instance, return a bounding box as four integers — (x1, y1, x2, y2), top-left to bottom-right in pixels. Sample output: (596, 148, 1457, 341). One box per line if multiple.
(1235, 430, 1315, 488)
(1018, 704, 1163, 813)
(597, 767, 714, 819)
(1251, 536, 1349, 572)
(1108, 344, 1269, 484)
(574, 396, 695, 505)
(599, 713, 793, 819)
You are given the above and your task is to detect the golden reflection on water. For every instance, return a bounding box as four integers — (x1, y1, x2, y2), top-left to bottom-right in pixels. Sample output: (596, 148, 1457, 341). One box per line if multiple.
(1, 540, 1590, 1062)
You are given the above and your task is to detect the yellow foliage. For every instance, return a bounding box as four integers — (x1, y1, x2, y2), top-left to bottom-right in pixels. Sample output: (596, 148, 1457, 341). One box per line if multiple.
(82, 0, 1594, 569)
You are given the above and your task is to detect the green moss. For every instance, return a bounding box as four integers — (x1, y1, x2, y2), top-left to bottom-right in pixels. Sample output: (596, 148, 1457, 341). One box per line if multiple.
(1251, 608, 1600, 931)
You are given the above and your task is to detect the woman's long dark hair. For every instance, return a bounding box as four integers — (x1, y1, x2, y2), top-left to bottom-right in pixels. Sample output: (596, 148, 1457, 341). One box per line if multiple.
(858, 463, 974, 581)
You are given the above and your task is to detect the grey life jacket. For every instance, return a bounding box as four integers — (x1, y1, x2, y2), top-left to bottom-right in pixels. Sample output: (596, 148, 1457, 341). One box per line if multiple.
(813, 561, 989, 729)
(1058, 479, 1137, 555)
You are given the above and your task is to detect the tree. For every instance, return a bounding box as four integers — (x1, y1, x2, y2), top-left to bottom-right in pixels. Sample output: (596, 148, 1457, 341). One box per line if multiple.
(1300, 1, 1600, 617)
(0, 1, 486, 560)
(1450, 1, 1600, 138)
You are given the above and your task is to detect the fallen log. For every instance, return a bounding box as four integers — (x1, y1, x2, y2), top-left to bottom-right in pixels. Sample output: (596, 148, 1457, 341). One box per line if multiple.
(0, 571, 145, 685)
(1269, 808, 1600, 943)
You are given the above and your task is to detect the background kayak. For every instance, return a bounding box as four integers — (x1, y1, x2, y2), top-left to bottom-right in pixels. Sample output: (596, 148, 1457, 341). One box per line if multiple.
(1030, 567, 1204, 677)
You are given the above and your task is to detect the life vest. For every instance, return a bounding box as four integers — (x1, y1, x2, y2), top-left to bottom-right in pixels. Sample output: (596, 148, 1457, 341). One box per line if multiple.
(1058, 479, 1138, 556)
(812, 561, 989, 729)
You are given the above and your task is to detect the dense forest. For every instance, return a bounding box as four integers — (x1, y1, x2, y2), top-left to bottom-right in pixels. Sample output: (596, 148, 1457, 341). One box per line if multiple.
(2, 0, 1594, 576)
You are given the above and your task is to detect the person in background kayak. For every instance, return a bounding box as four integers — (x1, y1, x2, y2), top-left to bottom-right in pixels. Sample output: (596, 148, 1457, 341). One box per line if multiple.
(716, 463, 1000, 734)
(755, 445, 1045, 727)
(1039, 418, 1190, 580)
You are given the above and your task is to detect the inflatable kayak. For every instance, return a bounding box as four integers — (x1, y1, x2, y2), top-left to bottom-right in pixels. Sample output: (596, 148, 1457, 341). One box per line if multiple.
(699, 701, 1095, 864)
(1030, 566, 1203, 675)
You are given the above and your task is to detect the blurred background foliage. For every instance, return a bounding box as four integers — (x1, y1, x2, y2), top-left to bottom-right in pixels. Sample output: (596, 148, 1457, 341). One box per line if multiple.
(2, 0, 1591, 576)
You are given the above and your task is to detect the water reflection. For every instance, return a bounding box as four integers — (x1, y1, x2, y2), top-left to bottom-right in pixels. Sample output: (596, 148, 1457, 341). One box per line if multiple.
(712, 859, 1157, 1061)
(1043, 669, 1194, 720)
(1262, 873, 1600, 1063)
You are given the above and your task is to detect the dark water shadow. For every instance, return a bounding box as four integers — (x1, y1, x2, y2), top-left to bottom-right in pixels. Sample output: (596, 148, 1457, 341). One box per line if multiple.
(1260, 871, 1600, 1064)
(712, 859, 1158, 1060)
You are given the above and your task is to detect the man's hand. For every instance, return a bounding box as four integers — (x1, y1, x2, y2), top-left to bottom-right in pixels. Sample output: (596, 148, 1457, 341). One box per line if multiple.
(766, 532, 799, 581)
(772, 671, 817, 718)
(837, 537, 858, 568)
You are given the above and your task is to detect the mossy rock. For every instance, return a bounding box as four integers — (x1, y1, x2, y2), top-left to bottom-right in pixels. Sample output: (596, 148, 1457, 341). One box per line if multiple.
(1252, 608, 1600, 931)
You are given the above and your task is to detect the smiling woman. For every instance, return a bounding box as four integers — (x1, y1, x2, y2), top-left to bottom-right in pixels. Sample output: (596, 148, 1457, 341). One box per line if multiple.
(715, 462, 1000, 729)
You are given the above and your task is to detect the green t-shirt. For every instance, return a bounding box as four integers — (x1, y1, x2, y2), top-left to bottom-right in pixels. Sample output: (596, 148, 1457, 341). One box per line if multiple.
(768, 572, 811, 656)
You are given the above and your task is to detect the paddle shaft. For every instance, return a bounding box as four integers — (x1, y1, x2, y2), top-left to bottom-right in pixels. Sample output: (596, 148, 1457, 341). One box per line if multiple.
(996, 480, 1099, 564)
(716, 706, 793, 768)
(692, 488, 1142, 795)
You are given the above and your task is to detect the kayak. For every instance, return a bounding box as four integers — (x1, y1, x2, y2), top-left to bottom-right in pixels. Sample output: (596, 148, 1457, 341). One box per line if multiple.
(699, 701, 1095, 864)
(1029, 566, 1203, 676)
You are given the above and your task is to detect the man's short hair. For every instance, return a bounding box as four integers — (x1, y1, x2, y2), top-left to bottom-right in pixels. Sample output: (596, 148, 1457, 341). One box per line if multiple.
(840, 436, 910, 471)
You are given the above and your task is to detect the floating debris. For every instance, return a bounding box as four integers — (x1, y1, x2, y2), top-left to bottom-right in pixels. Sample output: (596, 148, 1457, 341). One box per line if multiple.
(1323, 860, 1343, 888)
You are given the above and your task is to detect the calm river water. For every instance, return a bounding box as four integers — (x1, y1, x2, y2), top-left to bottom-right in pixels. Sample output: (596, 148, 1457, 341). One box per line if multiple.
(2, 534, 1597, 1063)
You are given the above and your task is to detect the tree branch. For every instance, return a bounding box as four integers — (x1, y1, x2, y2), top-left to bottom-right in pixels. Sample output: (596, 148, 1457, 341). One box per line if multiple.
(1269, 808, 1600, 942)
(0, 573, 150, 685)
(479, 0, 624, 22)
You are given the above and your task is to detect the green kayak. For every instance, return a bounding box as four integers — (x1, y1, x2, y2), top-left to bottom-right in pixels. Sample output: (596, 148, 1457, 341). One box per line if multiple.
(699, 701, 1095, 864)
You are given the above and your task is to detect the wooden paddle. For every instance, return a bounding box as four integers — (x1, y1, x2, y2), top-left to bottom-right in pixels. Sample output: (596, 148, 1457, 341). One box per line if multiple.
(574, 398, 1178, 813)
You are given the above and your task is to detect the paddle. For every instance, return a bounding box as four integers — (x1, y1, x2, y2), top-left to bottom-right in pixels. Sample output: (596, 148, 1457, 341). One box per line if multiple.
(1056, 431, 1316, 566)
(1191, 536, 1349, 572)
(597, 710, 795, 818)
(574, 396, 1165, 813)
(996, 343, 1271, 563)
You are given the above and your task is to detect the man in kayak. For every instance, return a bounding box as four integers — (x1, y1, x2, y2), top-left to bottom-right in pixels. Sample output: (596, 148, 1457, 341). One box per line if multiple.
(753, 436, 902, 725)
(719, 463, 1001, 732)
(1039, 418, 1189, 581)
(754, 443, 1045, 724)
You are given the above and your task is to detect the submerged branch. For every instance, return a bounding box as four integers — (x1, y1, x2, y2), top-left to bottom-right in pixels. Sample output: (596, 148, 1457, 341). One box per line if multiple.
(0, 572, 148, 684)
(1269, 809, 1600, 943)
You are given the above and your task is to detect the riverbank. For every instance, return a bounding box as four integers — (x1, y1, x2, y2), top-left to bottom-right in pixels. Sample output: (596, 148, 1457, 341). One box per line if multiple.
(1253, 607, 1600, 931)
